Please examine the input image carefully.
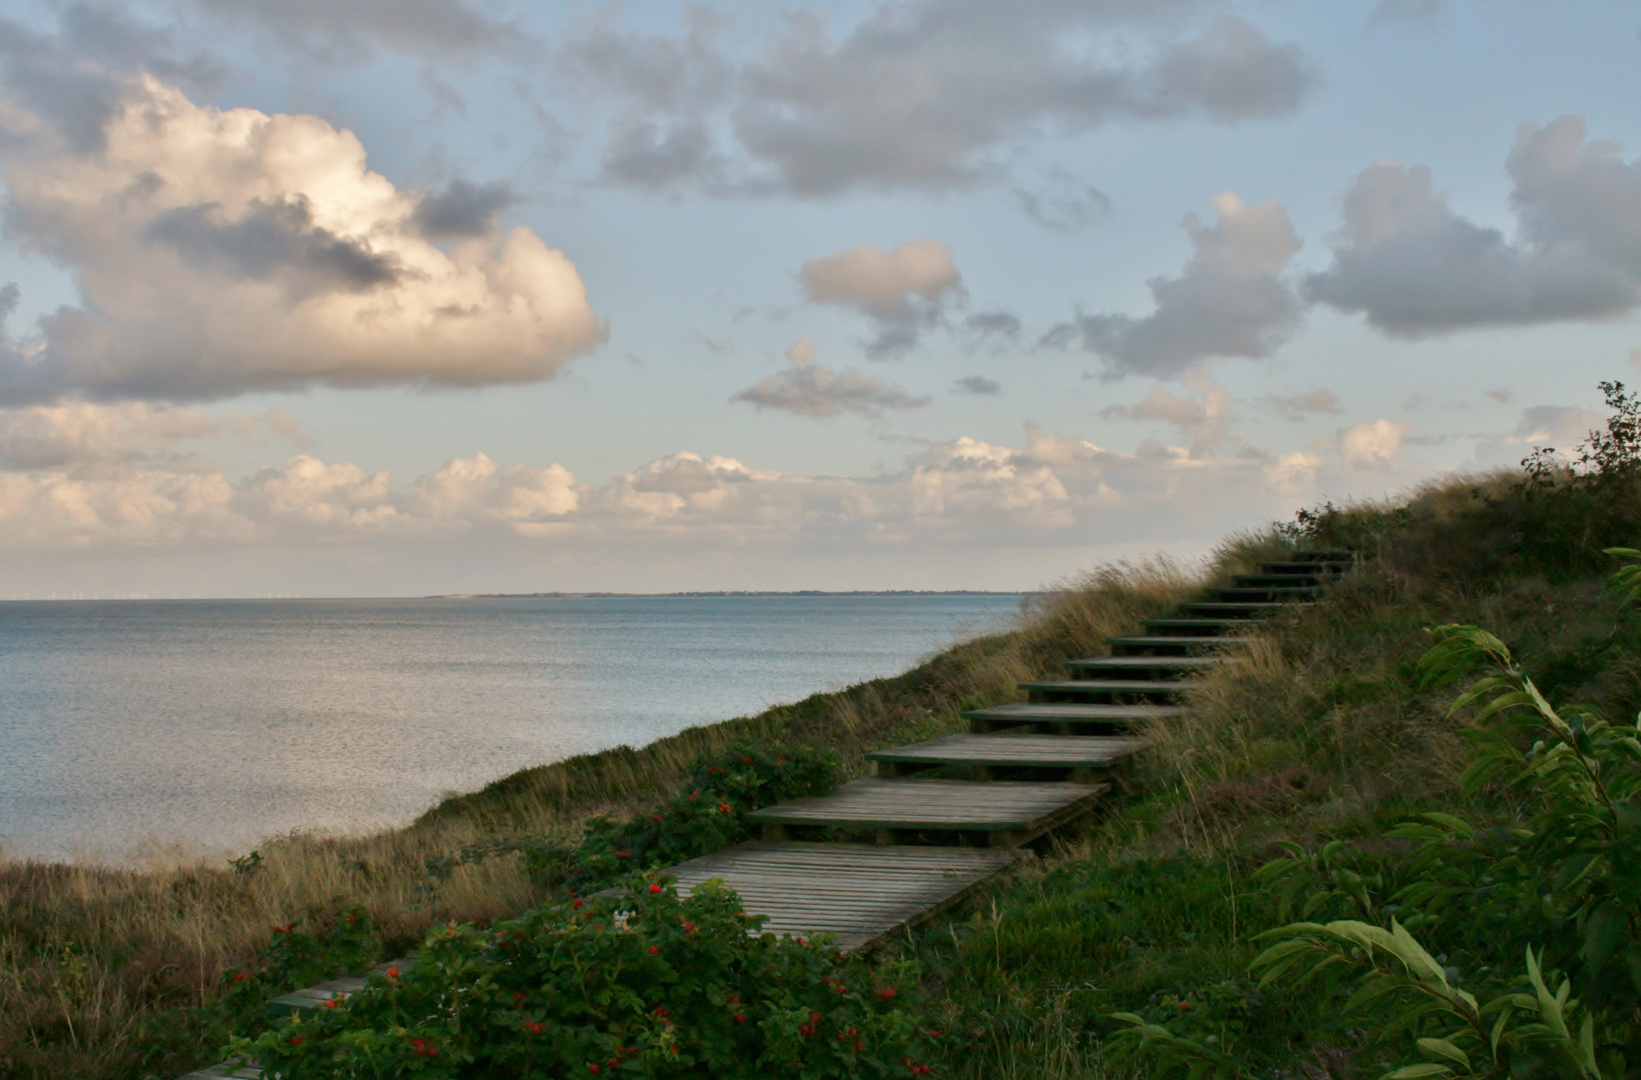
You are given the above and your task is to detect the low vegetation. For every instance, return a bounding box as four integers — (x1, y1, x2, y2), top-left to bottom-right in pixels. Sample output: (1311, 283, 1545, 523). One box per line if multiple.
(6, 382, 1641, 1079)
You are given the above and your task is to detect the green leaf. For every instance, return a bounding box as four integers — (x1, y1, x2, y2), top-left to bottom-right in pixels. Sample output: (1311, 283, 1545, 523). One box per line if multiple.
(1416, 812, 1474, 838)
(1415, 1038, 1470, 1069)
(1381, 1064, 1453, 1079)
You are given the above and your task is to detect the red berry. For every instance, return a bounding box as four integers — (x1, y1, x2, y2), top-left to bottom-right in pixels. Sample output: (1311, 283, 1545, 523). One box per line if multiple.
(649, 946, 659, 954)
(649, 883, 662, 893)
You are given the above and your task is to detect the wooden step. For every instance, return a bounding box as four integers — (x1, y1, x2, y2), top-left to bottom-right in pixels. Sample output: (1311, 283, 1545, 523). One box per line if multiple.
(1204, 585, 1321, 602)
(1012, 678, 1199, 702)
(1176, 601, 1290, 618)
(1058, 656, 1219, 678)
(1292, 550, 1356, 562)
(1106, 635, 1249, 656)
(964, 701, 1184, 733)
(867, 733, 1141, 778)
(1026, 677, 1196, 703)
(1144, 617, 1258, 636)
(748, 777, 1107, 847)
(651, 842, 1019, 951)
(1261, 560, 1348, 575)
(178, 1063, 261, 1080)
(1232, 573, 1323, 588)
(266, 958, 410, 1019)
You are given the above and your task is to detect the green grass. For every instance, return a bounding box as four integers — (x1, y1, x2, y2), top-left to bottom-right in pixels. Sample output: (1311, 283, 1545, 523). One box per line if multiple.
(11, 436, 1641, 1078)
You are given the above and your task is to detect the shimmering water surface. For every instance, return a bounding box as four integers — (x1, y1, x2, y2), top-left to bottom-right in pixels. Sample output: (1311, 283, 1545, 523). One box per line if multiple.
(0, 595, 1022, 862)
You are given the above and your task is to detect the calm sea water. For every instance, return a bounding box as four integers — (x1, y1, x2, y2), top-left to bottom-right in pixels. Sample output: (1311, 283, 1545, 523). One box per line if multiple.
(0, 595, 1022, 862)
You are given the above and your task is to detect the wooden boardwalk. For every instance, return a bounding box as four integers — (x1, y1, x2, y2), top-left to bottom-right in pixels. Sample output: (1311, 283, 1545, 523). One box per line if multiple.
(652, 842, 1018, 950)
(175, 550, 1356, 1079)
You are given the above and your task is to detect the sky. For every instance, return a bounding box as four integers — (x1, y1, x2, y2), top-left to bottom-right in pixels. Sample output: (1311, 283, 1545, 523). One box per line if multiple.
(0, 0, 1637, 597)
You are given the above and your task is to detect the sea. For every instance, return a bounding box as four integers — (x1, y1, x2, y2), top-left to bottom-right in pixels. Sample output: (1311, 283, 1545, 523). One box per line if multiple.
(0, 594, 1024, 863)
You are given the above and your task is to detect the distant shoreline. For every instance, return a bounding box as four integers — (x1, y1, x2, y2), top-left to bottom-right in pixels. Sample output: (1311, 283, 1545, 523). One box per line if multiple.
(433, 589, 1027, 599)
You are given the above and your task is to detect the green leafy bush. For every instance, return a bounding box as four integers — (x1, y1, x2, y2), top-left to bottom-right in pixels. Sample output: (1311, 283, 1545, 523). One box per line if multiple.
(1110, 551, 1641, 1078)
(236, 878, 936, 1078)
(563, 744, 841, 893)
(217, 904, 382, 1034)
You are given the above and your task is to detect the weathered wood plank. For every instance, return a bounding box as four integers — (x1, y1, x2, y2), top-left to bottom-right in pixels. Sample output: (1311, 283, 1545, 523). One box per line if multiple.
(867, 733, 1140, 769)
(747, 777, 1106, 833)
(964, 702, 1183, 722)
(656, 842, 1019, 950)
(176, 1062, 261, 1079)
(1058, 656, 1220, 673)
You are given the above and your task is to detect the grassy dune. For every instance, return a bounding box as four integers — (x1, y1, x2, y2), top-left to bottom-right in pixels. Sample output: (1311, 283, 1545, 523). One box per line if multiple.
(1, 545, 1226, 1079)
(8, 433, 1641, 1078)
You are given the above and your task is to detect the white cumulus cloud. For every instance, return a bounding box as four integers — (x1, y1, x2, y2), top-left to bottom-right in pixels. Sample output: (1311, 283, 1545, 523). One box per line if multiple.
(0, 75, 603, 403)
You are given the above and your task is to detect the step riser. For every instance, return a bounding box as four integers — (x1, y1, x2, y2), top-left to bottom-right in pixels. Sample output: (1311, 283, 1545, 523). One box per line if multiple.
(1205, 588, 1321, 603)
(1106, 636, 1248, 657)
(1144, 620, 1257, 637)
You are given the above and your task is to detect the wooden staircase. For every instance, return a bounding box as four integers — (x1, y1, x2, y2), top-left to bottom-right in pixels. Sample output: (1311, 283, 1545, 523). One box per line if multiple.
(176, 549, 1356, 1078)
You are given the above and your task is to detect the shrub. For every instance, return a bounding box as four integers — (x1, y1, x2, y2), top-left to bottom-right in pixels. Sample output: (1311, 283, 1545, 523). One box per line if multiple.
(562, 744, 841, 893)
(1110, 550, 1641, 1078)
(217, 904, 382, 1035)
(236, 878, 936, 1079)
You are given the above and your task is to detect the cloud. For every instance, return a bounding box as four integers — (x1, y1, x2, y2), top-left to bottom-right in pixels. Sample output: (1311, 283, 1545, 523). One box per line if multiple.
(1467, 404, 1604, 471)
(1265, 389, 1343, 419)
(0, 401, 218, 469)
(1336, 418, 1409, 469)
(953, 375, 1001, 395)
(1045, 194, 1303, 377)
(731, 339, 930, 417)
(412, 178, 518, 239)
(571, 5, 1315, 198)
(0, 400, 306, 470)
(800, 239, 962, 356)
(1304, 117, 1641, 336)
(1264, 450, 1321, 495)
(1102, 367, 1235, 457)
(1486, 388, 1514, 404)
(1013, 167, 1111, 232)
(0, 414, 1438, 559)
(0, 75, 604, 402)
(965, 311, 1022, 340)
(190, 0, 516, 60)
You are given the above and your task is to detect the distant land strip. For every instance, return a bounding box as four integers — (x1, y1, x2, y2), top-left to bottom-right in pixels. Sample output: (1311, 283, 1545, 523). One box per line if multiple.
(431, 590, 1027, 599)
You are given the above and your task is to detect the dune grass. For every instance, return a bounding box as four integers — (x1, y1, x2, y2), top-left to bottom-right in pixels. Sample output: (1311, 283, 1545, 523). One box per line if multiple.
(1, 553, 1205, 1080)
(893, 460, 1641, 1079)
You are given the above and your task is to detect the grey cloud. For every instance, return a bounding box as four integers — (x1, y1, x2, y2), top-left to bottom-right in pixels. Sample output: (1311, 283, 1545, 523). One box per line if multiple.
(1304, 117, 1641, 336)
(966, 311, 1022, 339)
(1014, 167, 1111, 233)
(1140, 16, 1315, 123)
(600, 118, 728, 192)
(413, 178, 517, 238)
(145, 197, 404, 298)
(567, 9, 735, 112)
(1486, 388, 1513, 404)
(953, 375, 1001, 395)
(1045, 194, 1302, 377)
(1265, 389, 1342, 419)
(732, 362, 930, 418)
(191, 0, 517, 60)
(574, 4, 1316, 198)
